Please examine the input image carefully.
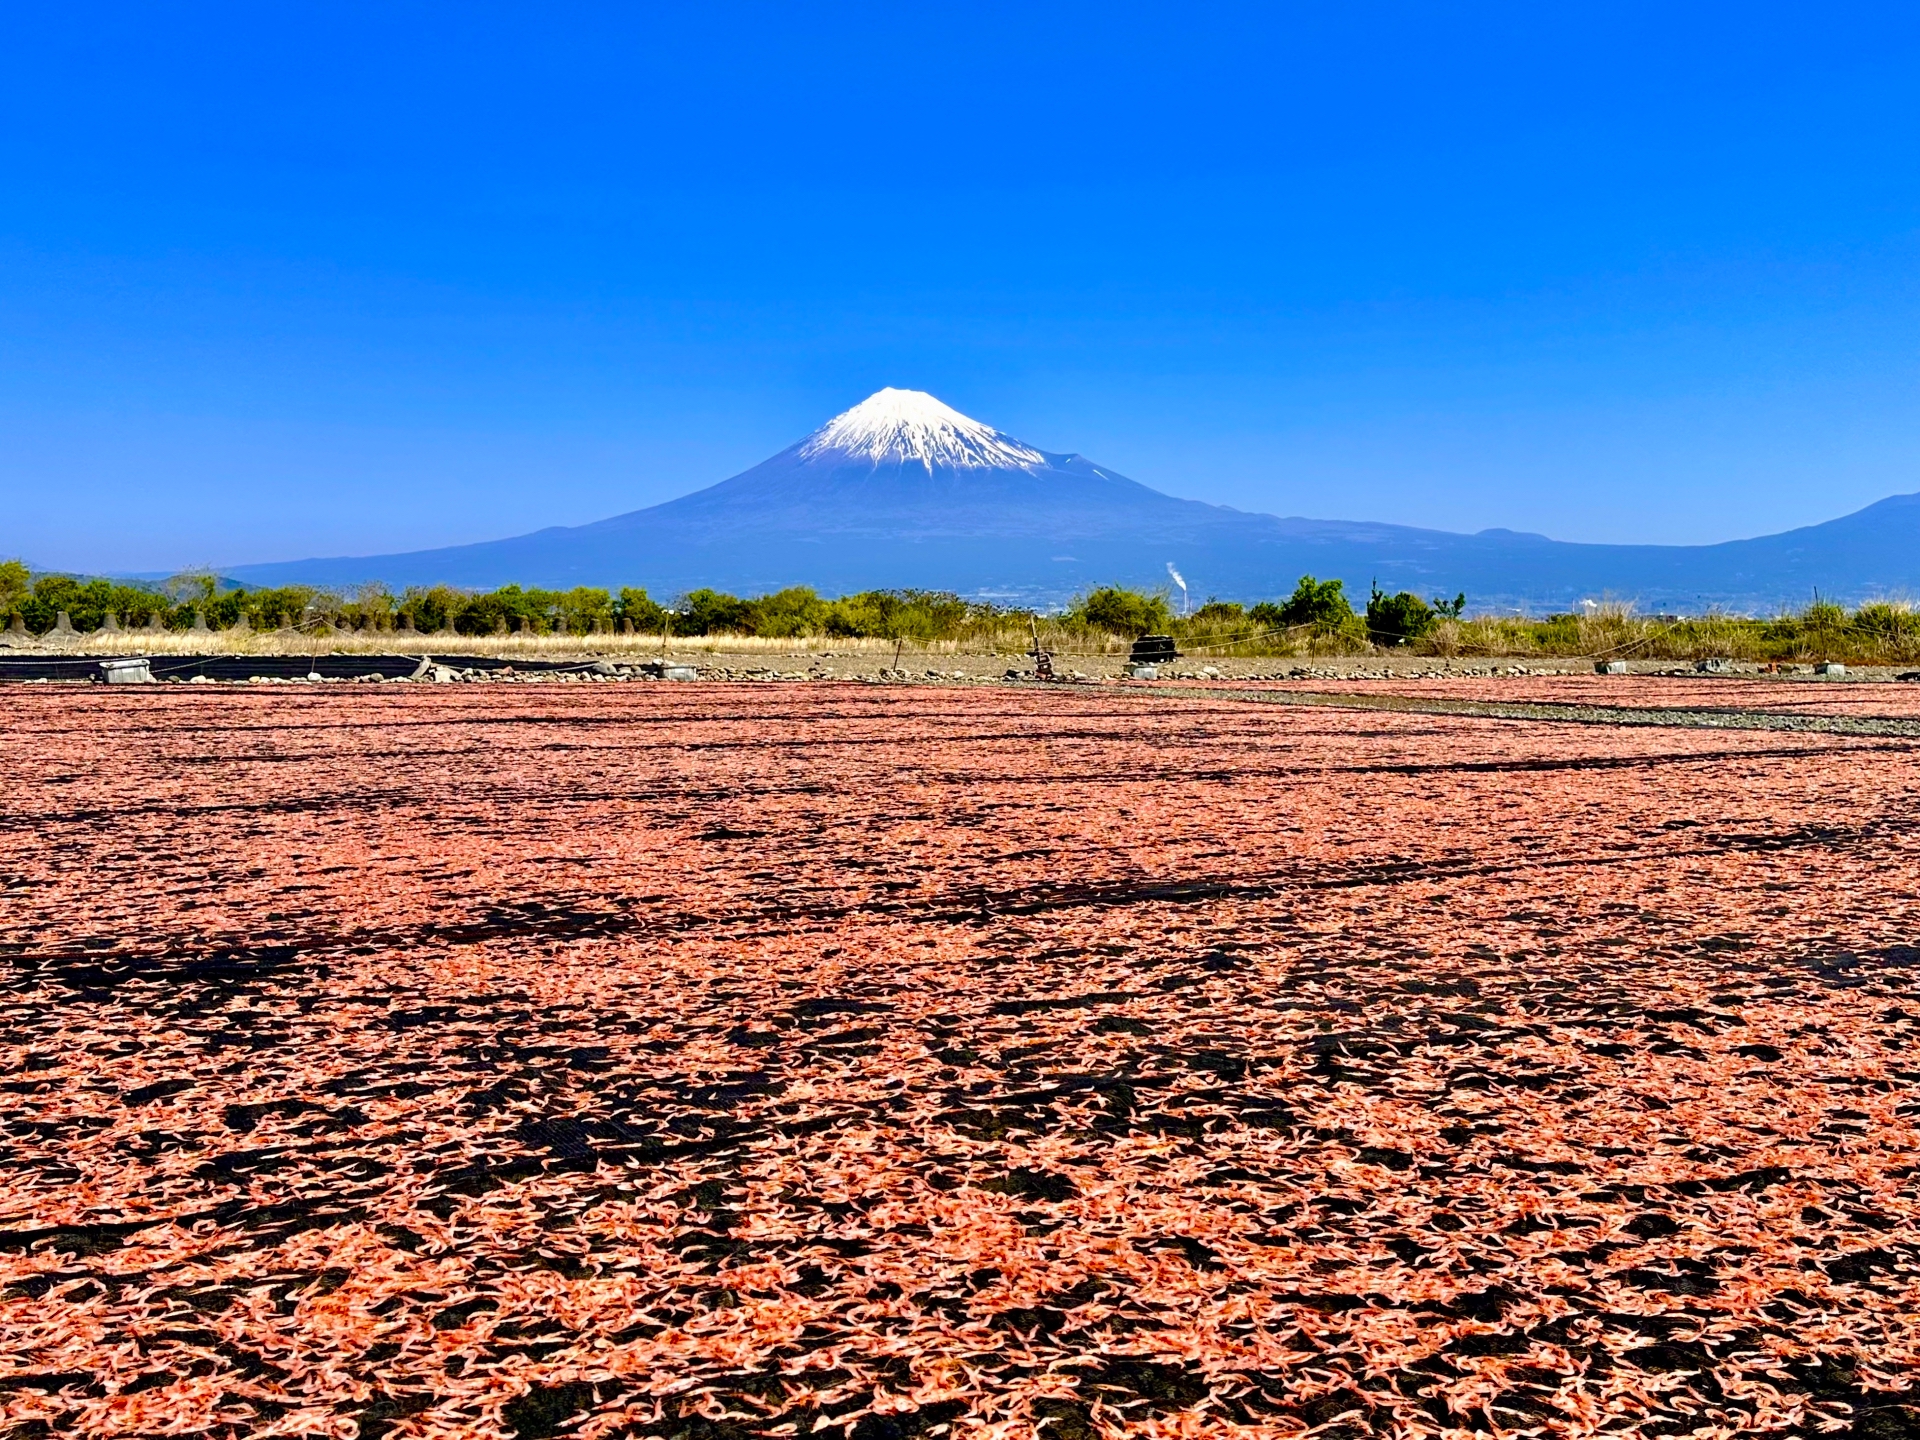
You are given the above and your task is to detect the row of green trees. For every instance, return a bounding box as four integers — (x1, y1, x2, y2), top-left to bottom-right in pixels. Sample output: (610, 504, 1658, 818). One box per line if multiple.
(1073, 576, 1463, 647)
(0, 563, 1012, 641)
(0, 559, 1448, 645)
(5, 559, 1916, 658)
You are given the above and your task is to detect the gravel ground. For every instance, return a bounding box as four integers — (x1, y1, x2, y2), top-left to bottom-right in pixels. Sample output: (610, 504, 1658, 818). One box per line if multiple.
(1157, 683, 1920, 738)
(7, 643, 1918, 690)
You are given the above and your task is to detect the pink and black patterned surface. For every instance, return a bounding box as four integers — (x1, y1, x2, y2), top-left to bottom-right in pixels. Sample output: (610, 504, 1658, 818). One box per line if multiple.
(1, 682, 1916, 1437)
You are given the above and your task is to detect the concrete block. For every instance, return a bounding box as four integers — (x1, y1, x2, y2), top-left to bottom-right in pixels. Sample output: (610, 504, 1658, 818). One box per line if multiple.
(98, 658, 152, 684)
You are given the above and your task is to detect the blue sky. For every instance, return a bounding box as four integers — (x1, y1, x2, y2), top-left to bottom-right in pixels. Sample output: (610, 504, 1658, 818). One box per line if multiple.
(4, 2, 1918, 573)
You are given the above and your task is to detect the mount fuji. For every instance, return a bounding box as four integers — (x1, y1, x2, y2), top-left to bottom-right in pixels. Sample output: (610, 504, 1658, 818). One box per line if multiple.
(226, 388, 1920, 611)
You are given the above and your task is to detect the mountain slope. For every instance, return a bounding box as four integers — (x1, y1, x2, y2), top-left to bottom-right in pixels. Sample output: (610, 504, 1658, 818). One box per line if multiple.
(225, 389, 1920, 611)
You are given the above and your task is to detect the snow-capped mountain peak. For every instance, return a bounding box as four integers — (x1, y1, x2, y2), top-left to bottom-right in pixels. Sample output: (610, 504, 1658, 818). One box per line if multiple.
(797, 388, 1046, 472)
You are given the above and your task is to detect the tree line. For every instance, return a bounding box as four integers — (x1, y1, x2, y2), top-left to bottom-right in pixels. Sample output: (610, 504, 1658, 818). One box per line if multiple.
(0, 564, 1020, 640)
(0, 561, 1456, 644)
(4, 559, 1916, 660)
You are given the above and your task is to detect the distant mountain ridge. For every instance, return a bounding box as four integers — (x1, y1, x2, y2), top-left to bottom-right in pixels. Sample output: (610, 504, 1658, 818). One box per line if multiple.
(225, 388, 1920, 611)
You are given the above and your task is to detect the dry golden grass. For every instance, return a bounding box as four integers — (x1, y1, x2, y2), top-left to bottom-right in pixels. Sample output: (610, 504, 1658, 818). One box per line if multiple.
(17, 628, 1050, 660)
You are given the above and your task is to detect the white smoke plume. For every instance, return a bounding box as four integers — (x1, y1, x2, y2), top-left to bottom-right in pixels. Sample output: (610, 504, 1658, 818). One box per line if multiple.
(1166, 562, 1189, 616)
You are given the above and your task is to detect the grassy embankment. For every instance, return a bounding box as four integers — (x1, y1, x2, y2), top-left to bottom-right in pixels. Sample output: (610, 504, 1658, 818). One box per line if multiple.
(4, 561, 1918, 664)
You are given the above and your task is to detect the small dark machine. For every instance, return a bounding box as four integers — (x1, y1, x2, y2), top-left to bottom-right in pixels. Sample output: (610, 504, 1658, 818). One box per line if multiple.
(1128, 634, 1178, 667)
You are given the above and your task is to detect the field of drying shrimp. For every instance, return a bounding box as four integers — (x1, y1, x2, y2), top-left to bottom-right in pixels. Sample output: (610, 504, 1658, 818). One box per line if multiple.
(2, 681, 1917, 1439)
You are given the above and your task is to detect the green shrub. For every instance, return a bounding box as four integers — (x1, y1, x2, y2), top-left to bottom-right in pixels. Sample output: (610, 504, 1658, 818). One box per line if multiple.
(233, 586, 314, 630)
(739, 587, 831, 638)
(399, 585, 464, 633)
(16, 574, 183, 634)
(1270, 576, 1356, 634)
(1366, 586, 1435, 646)
(0, 560, 28, 615)
(1532, 612, 1581, 653)
(1854, 602, 1919, 644)
(205, 592, 248, 629)
(822, 590, 972, 642)
(674, 588, 754, 636)
(616, 587, 669, 632)
(1069, 586, 1173, 637)
(1190, 600, 1245, 625)
(456, 583, 535, 635)
(548, 587, 607, 634)
(1802, 599, 1849, 630)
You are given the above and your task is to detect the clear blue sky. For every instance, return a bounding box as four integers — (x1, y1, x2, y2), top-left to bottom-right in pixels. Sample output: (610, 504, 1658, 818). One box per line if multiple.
(4, 2, 1918, 573)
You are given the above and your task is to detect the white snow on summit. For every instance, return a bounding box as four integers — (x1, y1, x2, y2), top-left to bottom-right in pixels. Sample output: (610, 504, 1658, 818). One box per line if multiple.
(797, 388, 1046, 472)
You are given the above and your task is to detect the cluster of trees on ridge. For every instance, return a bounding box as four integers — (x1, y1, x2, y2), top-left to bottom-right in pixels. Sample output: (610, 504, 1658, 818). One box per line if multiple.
(4, 559, 1918, 660)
